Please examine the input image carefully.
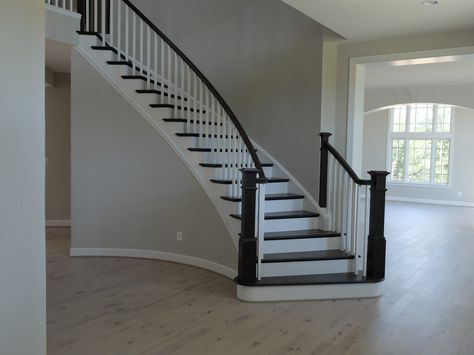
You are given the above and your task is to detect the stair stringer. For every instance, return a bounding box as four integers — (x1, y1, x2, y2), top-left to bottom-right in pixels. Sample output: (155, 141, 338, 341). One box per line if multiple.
(74, 44, 243, 251)
(251, 142, 330, 230)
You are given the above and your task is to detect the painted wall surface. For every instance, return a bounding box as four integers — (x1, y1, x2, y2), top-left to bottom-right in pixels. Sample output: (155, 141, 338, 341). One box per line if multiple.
(131, 0, 325, 199)
(0, 0, 46, 354)
(362, 107, 474, 205)
(46, 73, 71, 221)
(335, 29, 474, 154)
(71, 50, 237, 270)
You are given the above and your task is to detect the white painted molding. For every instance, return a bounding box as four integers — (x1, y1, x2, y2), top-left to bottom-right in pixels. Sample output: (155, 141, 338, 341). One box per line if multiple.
(46, 219, 71, 227)
(386, 195, 474, 208)
(237, 282, 382, 302)
(70, 247, 237, 279)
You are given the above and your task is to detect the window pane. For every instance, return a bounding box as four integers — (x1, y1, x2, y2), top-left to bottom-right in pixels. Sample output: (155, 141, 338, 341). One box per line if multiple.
(392, 106, 407, 132)
(391, 139, 405, 181)
(435, 140, 450, 184)
(436, 105, 452, 133)
(407, 139, 432, 183)
(409, 104, 433, 132)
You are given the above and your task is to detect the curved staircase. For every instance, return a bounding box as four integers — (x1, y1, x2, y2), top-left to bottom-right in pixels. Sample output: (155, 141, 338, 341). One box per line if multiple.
(66, 0, 387, 301)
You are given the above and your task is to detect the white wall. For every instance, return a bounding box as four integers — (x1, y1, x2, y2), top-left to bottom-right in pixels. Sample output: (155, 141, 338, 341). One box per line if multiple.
(71, 50, 237, 272)
(0, 0, 46, 354)
(46, 73, 71, 221)
(363, 107, 474, 206)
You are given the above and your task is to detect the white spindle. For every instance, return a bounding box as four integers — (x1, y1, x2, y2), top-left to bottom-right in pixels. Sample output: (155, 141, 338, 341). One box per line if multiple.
(125, 6, 129, 61)
(109, 0, 113, 47)
(132, 13, 136, 70)
(145, 26, 150, 86)
(173, 52, 178, 119)
(117, 0, 121, 56)
(85, 0, 89, 31)
(101, 0, 105, 45)
(198, 80, 204, 147)
(139, 19, 143, 74)
(94, 0, 98, 33)
(363, 185, 370, 276)
(153, 33, 158, 92)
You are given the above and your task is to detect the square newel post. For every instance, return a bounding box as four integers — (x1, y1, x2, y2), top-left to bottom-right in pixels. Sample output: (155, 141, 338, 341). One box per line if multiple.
(366, 171, 390, 280)
(237, 168, 259, 284)
(318, 132, 332, 208)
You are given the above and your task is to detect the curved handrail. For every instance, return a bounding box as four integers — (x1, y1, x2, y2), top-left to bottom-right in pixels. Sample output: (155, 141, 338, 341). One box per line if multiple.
(119, 0, 265, 179)
(324, 142, 371, 186)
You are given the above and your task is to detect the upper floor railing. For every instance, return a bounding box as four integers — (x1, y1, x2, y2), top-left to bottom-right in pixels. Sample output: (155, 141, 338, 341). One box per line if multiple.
(45, 0, 78, 13)
(76, 0, 266, 198)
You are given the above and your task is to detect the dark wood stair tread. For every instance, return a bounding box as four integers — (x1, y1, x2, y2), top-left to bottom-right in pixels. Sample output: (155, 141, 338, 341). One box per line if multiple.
(136, 90, 188, 101)
(150, 104, 205, 113)
(200, 163, 273, 168)
(163, 118, 223, 126)
(262, 249, 354, 263)
(236, 273, 382, 287)
(221, 193, 304, 202)
(264, 229, 340, 241)
(213, 177, 289, 185)
(121, 75, 168, 88)
(107, 60, 133, 67)
(230, 210, 319, 220)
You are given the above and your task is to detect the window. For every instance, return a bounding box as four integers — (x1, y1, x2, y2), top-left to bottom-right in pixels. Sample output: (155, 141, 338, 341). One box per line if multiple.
(388, 103, 454, 185)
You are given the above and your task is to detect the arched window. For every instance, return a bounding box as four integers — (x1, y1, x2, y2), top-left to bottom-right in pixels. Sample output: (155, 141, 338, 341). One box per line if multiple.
(388, 103, 453, 185)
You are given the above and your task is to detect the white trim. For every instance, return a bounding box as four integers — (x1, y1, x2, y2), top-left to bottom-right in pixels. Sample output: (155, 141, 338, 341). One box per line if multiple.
(45, 3, 81, 18)
(386, 195, 474, 208)
(236, 282, 382, 302)
(70, 247, 237, 279)
(46, 219, 71, 227)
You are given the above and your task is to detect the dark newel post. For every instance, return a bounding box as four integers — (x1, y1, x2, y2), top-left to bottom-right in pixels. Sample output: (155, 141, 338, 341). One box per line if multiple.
(318, 132, 332, 208)
(366, 171, 390, 280)
(77, 0, 86, 31)
(238, 168, 258, 284)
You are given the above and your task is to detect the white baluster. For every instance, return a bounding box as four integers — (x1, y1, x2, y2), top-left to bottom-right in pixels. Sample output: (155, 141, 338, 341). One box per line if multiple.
(160, 39, 165, 97)
(132, 13, 136, 70)
(363, 185, 370, 276)
(353, 183, 360, 273)
(139, 19, 143, 74)
(117, 0, 121, 57)
(153, 33, 158, 92)
(125, 5, 129, 61)
(198, 80, 204, 147)
(173, 52, 178, 119)
(101, 0, 105, 45)
(146, 25, 150, 87)
(109, 0, 113, 47)
(94, 0, 98, 33)
(256, 183, 266, 280)
(85, 0, 89, 31)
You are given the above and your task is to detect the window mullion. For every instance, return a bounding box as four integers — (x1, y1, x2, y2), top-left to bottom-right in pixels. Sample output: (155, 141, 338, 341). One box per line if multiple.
(430, 139, 436, 184)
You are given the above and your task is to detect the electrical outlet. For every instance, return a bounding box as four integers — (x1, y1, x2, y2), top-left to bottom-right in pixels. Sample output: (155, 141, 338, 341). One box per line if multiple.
(176, 231, 183, 242)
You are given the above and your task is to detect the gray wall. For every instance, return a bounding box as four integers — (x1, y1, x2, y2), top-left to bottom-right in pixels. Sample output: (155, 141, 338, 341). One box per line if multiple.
(363, 107, 474, 204)
(0, 0, 46, 354)
(132, 0, 325, 198)
(71, 50, 237, 269)
(46, 73, 71, 221)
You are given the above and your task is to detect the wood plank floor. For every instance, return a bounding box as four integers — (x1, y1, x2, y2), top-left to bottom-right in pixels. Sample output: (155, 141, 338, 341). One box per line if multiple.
(47, 202, 474, 355)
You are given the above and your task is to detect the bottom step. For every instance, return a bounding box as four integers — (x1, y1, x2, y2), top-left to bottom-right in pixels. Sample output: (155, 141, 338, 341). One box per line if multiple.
(236, 274, 383, 301)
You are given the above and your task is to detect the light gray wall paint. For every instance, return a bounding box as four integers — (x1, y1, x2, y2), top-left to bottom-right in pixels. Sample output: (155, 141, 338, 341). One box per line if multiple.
(0, 0, 46, 354)
(46, 73, 71, 221)
(363, 107, 474, 204)
(71, 50, 237, 269)
(131, 0, 325, 198)
(365, 85, 474, 113)
(335, 29, 474, 154)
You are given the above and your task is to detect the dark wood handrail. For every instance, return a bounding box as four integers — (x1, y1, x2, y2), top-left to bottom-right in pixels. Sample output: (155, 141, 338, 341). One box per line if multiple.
(117, 0, 265, 179)
(324, 142, 371, 186)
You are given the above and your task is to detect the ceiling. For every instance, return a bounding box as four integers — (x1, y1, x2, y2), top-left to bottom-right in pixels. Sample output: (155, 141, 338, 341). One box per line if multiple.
(281, 0, 474, 41)
(365, 55, 474, 89)
(46, 39, 72, 73)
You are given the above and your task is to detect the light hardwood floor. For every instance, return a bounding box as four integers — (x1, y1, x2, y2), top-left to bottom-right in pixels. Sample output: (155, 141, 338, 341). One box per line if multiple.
(47, 202, 474, 355)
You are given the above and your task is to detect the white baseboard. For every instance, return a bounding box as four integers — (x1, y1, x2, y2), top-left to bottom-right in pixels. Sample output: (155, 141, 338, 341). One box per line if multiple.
(386, 195, 474, 208)
(237, 282, 382, 302)
(46, 219, 71, 227)
(70, 247, 237, 279)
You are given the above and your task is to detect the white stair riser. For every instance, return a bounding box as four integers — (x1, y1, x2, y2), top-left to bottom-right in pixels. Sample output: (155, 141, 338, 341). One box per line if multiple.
(260, 259, 353, 277)
(263, 237, 341, 254)
(78, 35, 99, 48)
(264, 182, 288, 194)
(234, 198, 302, 214)
(264, 217, 318, 233)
